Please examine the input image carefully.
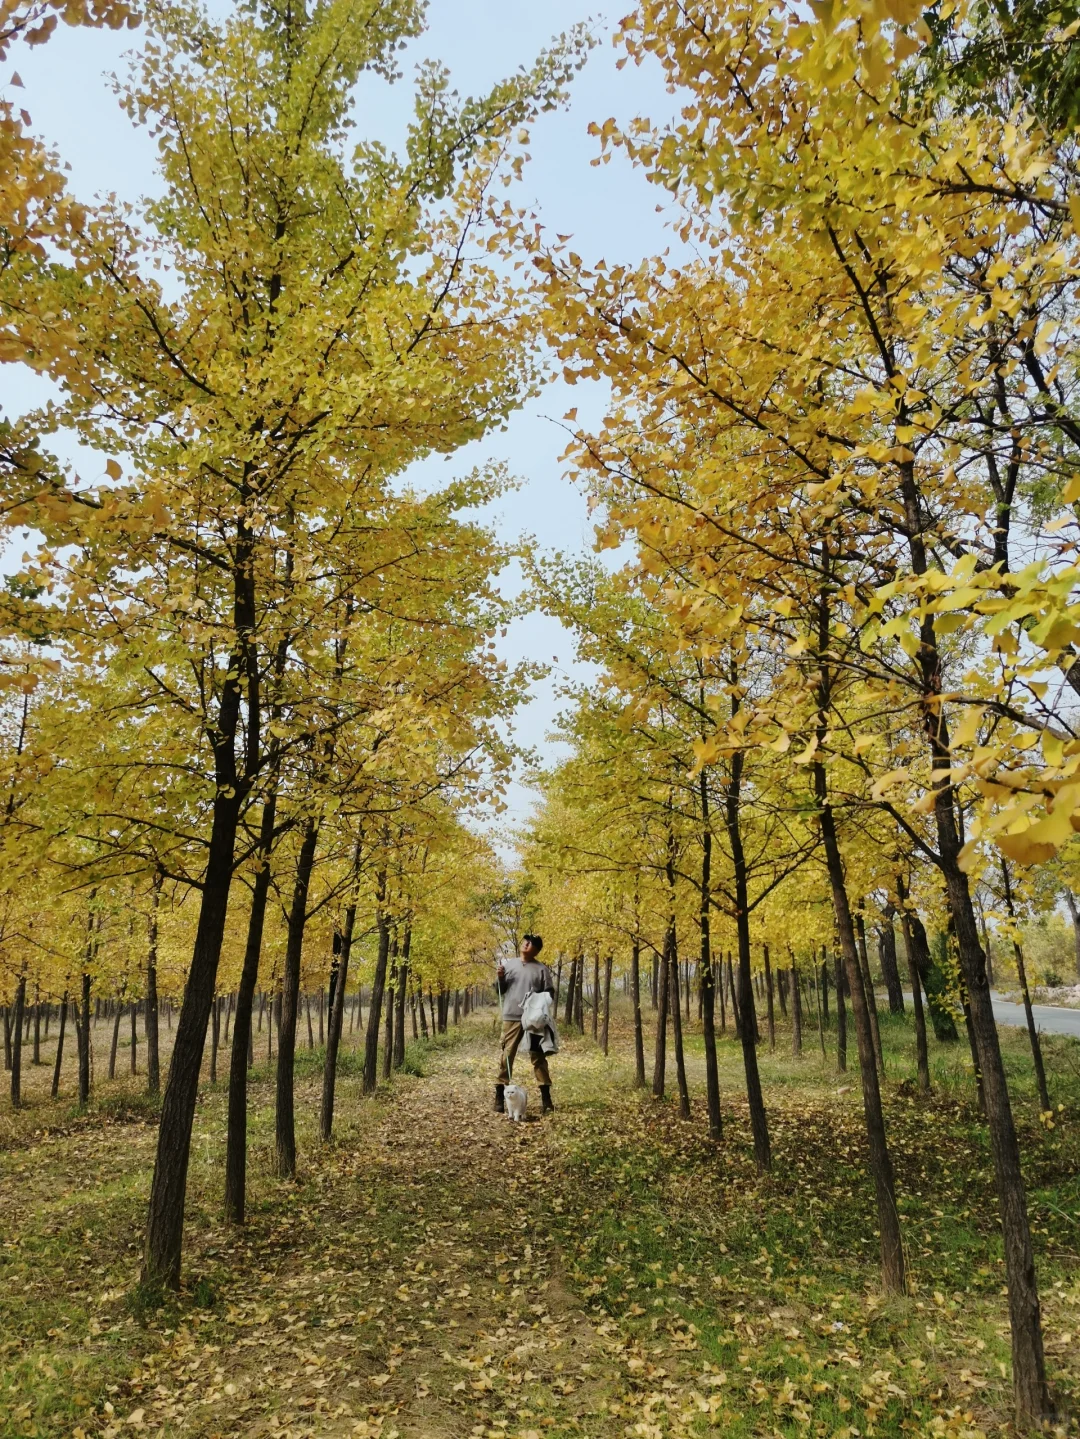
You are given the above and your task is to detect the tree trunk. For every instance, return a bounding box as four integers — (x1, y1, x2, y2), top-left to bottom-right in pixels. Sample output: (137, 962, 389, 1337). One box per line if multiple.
(321, 837, 361, 1142)
(591, 951, 600, 1040)
(363, 878, 391, 1095)
(78, 965, 92, 1107)
(10, 973, 25, 1108)
(878, 910, 905, 1014)
(143, 781, 244, 1288)
(32, 991, 40, 1066)
(900, 911, 931, 1092)
(820, 955, 830, 1025)
(834, 950, 847, 1073)
(109, 997, 123, 1081)
(394, 928, 410, 1069)
(210, 996, 220, 1083)
(726, 954, 741, 1038)
(763, 944, 775, 1052)
(564, 952, 577, 1028)
(225, 794, 276, 1225)
(630, 935, 646, 1088)
(146, 871, 162, 1096)
(813, 758, 905, 1293)
(601, 952, 613, 1056)
(652, 941, 669, 1100)
(305, 995, 314, 1051)
(668, 936, 691, 1119)
(574, 956, 585, 1034)
(790, 960, 802, 1056)
(51, 993, 69, 1099)
(275, 814, 320, 1179)
(1000, 859, 1051, 1113)
(382, 942, 397, 1081)
(1065, 889, 1080, 983)
(856, 912, 884, 1076)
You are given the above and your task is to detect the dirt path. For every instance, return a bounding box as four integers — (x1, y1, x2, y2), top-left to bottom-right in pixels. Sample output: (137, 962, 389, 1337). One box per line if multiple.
(109, 1032, 633, 1439)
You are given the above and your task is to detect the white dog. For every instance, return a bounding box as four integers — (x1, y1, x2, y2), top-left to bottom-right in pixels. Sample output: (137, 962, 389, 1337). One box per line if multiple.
(504, 1084, 528, 1122)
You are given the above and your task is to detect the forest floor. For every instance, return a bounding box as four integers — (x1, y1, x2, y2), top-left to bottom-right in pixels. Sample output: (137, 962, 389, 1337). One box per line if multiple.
(4, 1004, 1080, 1438)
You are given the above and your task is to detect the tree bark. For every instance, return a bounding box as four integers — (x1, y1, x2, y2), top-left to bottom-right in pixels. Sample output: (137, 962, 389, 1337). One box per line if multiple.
(652, 940, 669, 1100)
(591, 950, 600, 1040)
(51, 992, 68, 1098)
(276, 813, 320, 1178)
(564, 951, 577, 1028)
(393, 928, 410, 1070)
(834, 951, 847, 1074)
(790, 959, 802, 1056)
(900, 911, 931, 1092)
(668, 936, 691, 1120)
(877, 909, 905, 1013)
(363, 877, 391, 1094)
(322, 838, 361, 1142)
(813, 760, 905, 1293)
(146, 871, 161, 1096)
(109, 995, 123, 1081)
(763, 944, 775, 1052)
(10, 973, 25, 1108)
(224, 793, 276, 1224)
(630, 934, 646, 1088)
(601, 952, 613, 1056)
(1064, 889, 1080, 983)
(856, 913, 884, 1076)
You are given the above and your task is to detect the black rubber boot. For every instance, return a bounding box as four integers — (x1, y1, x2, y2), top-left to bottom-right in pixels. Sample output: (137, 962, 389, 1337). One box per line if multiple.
(540, 1085, 554, 1114)
(494, 1084, 505, 1113)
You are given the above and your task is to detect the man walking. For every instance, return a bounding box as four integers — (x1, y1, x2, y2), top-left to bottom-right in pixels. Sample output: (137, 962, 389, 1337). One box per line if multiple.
(495, 933, 555, 1115)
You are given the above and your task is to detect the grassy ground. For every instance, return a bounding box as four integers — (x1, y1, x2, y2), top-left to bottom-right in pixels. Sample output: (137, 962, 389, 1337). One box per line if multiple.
(2, 995, 1080, 1438)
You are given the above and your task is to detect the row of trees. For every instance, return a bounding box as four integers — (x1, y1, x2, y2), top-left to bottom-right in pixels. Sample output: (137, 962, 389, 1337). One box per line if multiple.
(514, 0, 1080, 1426)
(0, 0, 588, 1293)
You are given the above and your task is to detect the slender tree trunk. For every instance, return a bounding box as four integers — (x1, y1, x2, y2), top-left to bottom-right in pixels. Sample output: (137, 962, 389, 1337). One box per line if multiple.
(10, 973, 25, 1108)
(726, 954, 741, 1038)
(630, 935, 646, 1088)
(878, 909, 905, 1014)
(790, 959, 802, 1056)
(393, 928, 410, 1070)
(564, 952, 577, 1028)
(225, 795, 276, 1224)
(763, 945, 775, 1052)
(322, 837, 361, 1142)
(382, 940, 397, 1081)
(1000, 859, 1051, 1113)
(146, 871, 161, 1096)
(574, 956, 585, 1034)
(363, 878, 391, 1095)
(1065, 889, 1080, 983)
(668, 937, 691, 1119)
(109, 996, 123, 1081)
(276, 814, 319, 1179)
(418, 980, 429, 1039)
(900, 911, 931, 1092)
(78, 964, 92, 1107)
(820, 954, 830, 1025)
(32, 990, 40, 1066)
(856, 913, 884, 1076)
(209, 996, 220, 1084)
(591, 951, 600, 1040)
(51, 992, 68, 1099)
(305, 995, 314, 1051)
(903, 475, 1050, 1417)
(652, 940, 669, 1100)
(834, 951, 847, 1073)
(812, 754, 905, 1293)
(601, 952, 613, 1056)
(144, 803, 241, 1281)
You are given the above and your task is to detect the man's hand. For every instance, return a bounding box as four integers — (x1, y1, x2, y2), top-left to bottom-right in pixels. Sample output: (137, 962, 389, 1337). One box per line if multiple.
(496, 960, 506, 977)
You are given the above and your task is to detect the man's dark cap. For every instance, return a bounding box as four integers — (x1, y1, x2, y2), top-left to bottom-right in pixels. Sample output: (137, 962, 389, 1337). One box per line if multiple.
(524, 933, 544, 953)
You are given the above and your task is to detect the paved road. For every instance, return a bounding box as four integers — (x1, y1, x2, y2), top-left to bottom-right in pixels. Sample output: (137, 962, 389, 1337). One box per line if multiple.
(990, 993, 1080, 1038)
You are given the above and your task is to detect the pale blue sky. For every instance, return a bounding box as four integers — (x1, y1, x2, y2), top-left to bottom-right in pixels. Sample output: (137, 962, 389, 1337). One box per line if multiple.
(9, 2, 677, 834)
